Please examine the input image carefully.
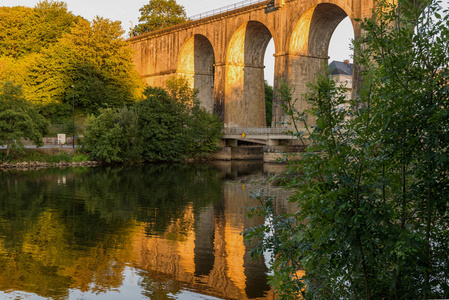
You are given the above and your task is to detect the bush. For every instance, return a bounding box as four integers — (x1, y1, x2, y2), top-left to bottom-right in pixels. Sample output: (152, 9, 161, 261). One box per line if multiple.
(83, 107, 141, 163)
(0, 81, 48, 155)
(83, 78, 222, 163)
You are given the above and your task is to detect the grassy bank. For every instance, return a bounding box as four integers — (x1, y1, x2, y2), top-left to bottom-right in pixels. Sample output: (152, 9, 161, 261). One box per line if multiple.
(0, 148, 90, 164)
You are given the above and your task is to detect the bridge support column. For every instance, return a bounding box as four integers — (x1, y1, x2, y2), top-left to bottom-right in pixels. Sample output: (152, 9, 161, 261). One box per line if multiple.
(267, 139, 279, 146)
(272, 54, 327, 128)
(213, 63, 226, 121)
(224, 64, 266, 128)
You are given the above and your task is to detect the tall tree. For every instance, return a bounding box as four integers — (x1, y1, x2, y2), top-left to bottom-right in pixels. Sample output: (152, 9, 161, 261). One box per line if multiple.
(264, 81, 273, 127)
(23, 17, 143, 110)
(0, 1, 77, 58)
(1, 3, 142, 116)
(245, 0, 449, 298)
(133, 0, 187, 35)
(0, 81, 48, 155)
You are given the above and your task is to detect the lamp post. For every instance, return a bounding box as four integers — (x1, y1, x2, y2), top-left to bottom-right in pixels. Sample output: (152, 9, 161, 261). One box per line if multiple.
(71, 85, 75, 148)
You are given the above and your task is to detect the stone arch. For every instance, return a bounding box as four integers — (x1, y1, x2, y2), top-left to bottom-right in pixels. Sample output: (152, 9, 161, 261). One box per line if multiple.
(289, 3, 351, 58)
(289, 7, 315, 56)
(276, 3, 353, 126)
(308, 4, 351, 57)
(177, 34, 215, 112)
(224, 21, 274, 127)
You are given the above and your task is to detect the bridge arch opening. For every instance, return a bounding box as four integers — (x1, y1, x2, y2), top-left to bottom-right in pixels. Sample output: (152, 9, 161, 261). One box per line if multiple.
(225, 21, 274, 128)
(177, 34, 215, 112)
(264, 38, 275, 127)
(277, 3, 354, 126)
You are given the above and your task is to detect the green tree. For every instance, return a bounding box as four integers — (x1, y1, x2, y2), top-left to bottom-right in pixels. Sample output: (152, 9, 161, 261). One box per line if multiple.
(0, 1, 77, 59)
(137, 77, 222, 161)
(245, 0, 449, 298)
(0, 81, 48, 155)
(264, 81, 273, 127)
(0, 6, 35, 59)
(0, 3, 142, 119)
(24, 17, 143, 111)
(26, 1, 79, 54)
(83, 107, 142, 163)
(133, 0, 187, 35)
(83, 78, 222, 163)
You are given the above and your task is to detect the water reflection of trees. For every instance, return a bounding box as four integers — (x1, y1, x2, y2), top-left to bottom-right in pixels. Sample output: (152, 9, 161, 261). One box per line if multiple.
(0, 165, 222, 299)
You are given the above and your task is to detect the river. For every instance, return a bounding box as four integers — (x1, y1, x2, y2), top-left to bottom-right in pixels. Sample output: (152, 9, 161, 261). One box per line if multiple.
(0, 162, 295, 300)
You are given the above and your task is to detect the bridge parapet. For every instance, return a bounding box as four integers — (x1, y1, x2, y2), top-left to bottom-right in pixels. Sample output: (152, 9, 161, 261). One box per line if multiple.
(222, 127, 307, 146)
(190, 0, 268, 21)
(223, 127, 289, 135)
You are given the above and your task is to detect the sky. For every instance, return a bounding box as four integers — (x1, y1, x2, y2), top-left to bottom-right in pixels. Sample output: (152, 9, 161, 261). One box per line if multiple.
(3, 0, 354, 85)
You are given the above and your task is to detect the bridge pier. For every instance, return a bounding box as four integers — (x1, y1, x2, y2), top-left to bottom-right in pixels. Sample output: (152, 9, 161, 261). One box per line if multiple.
(272, 53, 328, 127)
(213, 63, 226, 120)
(224, 63, 266, 127)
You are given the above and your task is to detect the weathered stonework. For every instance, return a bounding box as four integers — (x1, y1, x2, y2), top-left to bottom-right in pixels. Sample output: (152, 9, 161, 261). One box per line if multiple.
(128, 0, 374, 128)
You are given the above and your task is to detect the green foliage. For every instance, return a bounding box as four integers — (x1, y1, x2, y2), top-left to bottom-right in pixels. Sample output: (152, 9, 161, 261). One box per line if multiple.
(83, 78, 222, 163)
(0, 4, 143, 120)
(24, 17, 143, 110)
(84, 107, 142, 163)
(136, 86, 191, 161)
(41, 151, 71, 163)
(165, 75, 196, 104)
(137, 78, 222, 161)
(133, 0, 187, 35)
(0, 149, 89, 164)
(0, 81, 48, 155)
(38, 102, 73, 123)
(264, 81, 273, 127)
(0, 1, 77, 58)
(245, 0, 449, 298)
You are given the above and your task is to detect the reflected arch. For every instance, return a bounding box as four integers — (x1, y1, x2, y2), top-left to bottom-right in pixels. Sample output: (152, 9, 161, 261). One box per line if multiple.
(177, 34, 215, 112)
(225, 21, 274, 128)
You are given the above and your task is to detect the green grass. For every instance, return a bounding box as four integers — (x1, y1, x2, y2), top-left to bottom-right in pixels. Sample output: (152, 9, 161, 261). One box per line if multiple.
(0, 149, 90, 164)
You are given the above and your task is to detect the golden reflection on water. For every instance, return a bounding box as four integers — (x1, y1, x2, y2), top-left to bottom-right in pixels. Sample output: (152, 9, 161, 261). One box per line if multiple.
(0, 163, 294, 299)
(132, 181, 280, 299)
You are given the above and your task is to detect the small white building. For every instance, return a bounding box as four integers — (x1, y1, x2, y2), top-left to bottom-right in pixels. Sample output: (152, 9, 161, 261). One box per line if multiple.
(329, 60, 353, 101)
(329, 60, 353, 120)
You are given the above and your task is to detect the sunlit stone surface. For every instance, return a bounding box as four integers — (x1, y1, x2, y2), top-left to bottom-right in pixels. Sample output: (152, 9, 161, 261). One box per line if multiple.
(129, 0, 372, 127)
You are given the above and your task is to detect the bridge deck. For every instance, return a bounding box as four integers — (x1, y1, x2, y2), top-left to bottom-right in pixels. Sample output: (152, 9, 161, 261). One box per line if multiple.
(222, 127, 306, 145)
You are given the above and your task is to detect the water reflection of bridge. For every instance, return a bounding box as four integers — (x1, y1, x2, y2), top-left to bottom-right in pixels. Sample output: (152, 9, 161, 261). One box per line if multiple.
(0, 162, 298, 299)
(132, 162, 296, 299)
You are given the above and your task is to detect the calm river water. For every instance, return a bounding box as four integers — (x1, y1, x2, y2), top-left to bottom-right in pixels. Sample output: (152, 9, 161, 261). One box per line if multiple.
(0, 162, 294, 300)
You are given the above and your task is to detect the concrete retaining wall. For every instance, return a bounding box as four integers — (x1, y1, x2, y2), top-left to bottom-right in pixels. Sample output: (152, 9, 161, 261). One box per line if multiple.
(212, 146, 263, 160)
(212, 145, 305, 162)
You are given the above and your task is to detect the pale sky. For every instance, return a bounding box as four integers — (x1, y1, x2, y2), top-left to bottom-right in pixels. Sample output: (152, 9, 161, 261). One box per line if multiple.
(2, 0, 354, 85)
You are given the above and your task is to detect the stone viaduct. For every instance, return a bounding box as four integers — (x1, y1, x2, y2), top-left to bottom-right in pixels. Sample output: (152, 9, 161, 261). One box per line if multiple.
(128, 0, 375, 128)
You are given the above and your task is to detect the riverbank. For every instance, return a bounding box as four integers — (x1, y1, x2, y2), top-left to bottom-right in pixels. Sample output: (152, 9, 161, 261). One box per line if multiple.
(0, 148, 100, 171)
(0, 160, 101, 171)
(0, 144, 305, 171)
